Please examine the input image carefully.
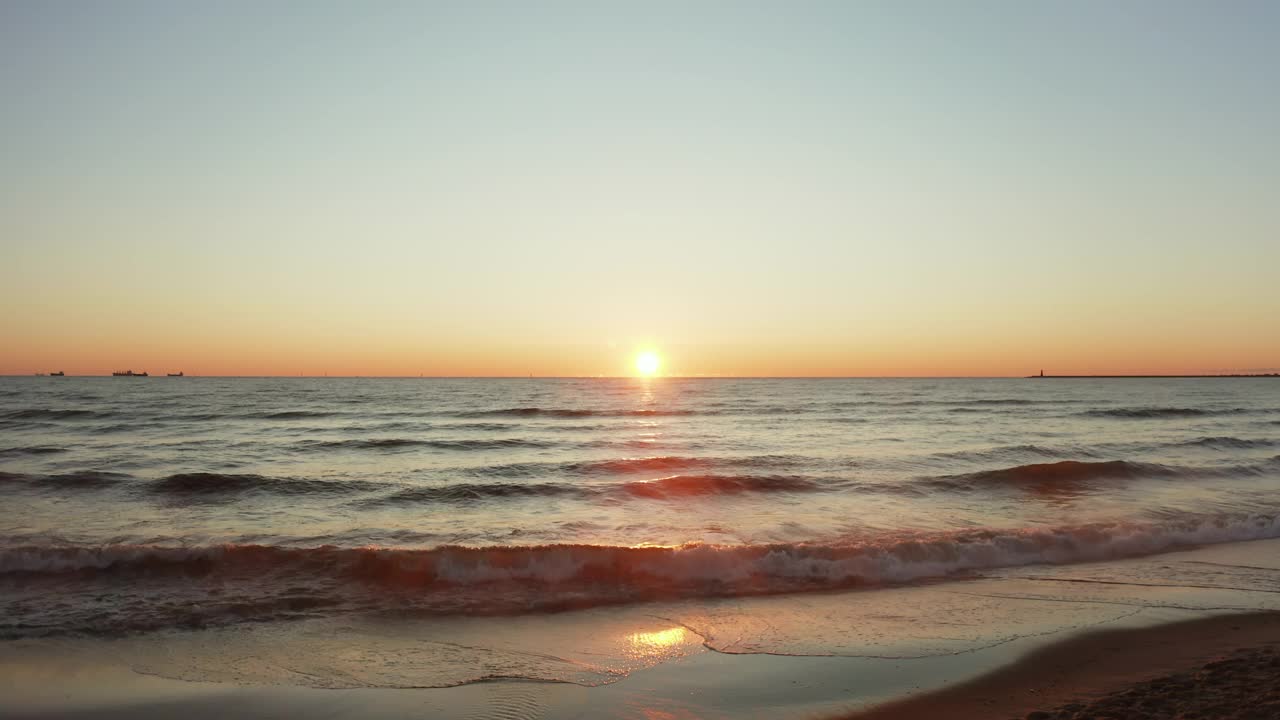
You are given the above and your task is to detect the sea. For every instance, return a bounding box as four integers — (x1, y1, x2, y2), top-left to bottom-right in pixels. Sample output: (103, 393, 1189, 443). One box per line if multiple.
(3, 376, 1279, 646)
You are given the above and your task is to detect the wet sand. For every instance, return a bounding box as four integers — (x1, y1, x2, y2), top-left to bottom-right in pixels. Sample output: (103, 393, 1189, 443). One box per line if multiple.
(842, 611, 1280, 720)
(8, 612, 1280, 720)
(5, 538, 1280, 719)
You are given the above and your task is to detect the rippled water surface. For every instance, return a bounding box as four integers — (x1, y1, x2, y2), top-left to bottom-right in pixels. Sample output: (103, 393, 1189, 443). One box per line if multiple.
(2, 377, 1279, 637)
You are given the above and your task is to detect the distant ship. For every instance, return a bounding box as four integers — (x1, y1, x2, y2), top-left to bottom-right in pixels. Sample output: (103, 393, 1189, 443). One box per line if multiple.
(50, 371, 65, 376)
(112, 370, 148, 377)
(167, 372, 184, 377)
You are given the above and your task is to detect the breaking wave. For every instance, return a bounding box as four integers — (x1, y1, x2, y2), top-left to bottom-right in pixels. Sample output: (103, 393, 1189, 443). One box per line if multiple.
(4, 513, 1280, 636)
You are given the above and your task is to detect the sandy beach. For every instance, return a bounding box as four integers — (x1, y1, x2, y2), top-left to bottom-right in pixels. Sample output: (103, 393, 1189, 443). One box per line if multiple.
(3, 536, 1280, 719)
(843, 611, 1280, 720)
(4, 609, 1278, 720)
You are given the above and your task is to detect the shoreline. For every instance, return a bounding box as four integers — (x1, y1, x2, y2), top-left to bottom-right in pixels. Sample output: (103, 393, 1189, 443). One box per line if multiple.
(9, 609, 1280, 720)
(5, 537, 1280, 719)
(839, 611, 1280, 720)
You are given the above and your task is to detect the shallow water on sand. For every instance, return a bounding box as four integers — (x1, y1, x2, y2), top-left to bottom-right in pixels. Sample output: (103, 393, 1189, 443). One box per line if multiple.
(2, 377, 1279, 638)
(5, 538, 1280, 720)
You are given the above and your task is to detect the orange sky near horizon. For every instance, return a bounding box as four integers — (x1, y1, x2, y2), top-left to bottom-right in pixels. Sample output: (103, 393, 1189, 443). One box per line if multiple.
(5, 238, 1278, 376)
(5, 325, 1278, 378)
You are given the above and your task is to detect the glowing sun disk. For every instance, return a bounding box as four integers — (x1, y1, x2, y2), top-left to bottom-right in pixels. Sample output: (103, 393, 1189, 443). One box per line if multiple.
(635, 351, 661, 376)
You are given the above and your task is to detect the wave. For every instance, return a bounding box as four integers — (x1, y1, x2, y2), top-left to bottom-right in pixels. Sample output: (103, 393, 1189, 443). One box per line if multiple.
(362, 483, 585, 505)
(1177, 436, 1278, 450)
(168, 410, 354, 422)
(362, 472, 827, 506)
(930, 445, 1092, 463)
(170, 412, 229, 422)
(929, 457, 1280, 491)
(937, 460, 1174, 488)
(0, 470, 130, 489)
(459, 407, 703, 418)
(827, 398, 1082, 409)
(457, 456, 720, 478)
(1, 408, 106, 420)
(4, 464, 833, 504)
(0, 446, 67, 457)
(90, 422, 160, 434)
(619, 474, 825, 498)
(569, 455, 802, 475)
(148, 473, 379, 497)
(248, 410, 340, 420)
(5, 513, 1280, 636)
(949, 398, 1040, 406)
(42, 471, 132, 488)
(301, 438, 434, 451)
(723, 405, 814, 416)
(579, 438, 709, 450)
(1235, 455, 1280, 474)
(563, 456, 717, 475)
(445, 438, 560, 450)
(1082, 407, 1247, 419)
(438, 422, 524, 432)
(298, 438, 557, 452)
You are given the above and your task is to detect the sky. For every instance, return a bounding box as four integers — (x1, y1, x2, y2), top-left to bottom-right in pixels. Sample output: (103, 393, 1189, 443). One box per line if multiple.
(3, 1, 1278, 377)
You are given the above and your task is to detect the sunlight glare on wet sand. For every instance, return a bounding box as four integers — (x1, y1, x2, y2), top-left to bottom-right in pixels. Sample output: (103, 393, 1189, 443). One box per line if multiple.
(625, 627, 691, 662)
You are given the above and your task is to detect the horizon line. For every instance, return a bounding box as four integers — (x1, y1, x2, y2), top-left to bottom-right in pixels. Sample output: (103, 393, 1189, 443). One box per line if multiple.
(6, 373, 1279, 380)
(4, 374, 1025, 379)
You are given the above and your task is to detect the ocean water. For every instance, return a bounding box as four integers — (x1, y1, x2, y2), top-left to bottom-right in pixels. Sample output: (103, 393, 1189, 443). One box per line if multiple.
(2, 377, 1279, 640)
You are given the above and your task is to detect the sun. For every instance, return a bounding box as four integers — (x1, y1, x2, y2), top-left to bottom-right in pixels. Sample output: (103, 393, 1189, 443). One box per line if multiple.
(635, 351, 661, 377)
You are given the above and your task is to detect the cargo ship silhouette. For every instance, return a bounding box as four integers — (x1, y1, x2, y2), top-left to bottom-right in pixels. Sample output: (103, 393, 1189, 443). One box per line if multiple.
(112, 370, 148, 377)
